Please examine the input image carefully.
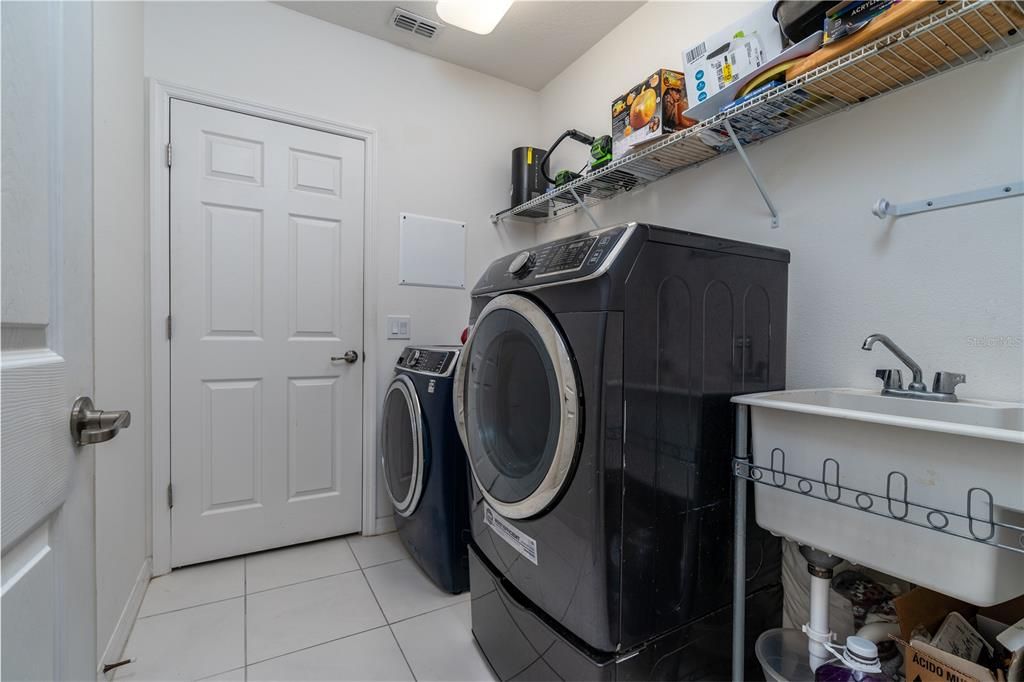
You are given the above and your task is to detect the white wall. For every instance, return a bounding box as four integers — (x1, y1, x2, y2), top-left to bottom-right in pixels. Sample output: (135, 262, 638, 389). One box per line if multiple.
(93, 0, 150, 669)
(143, 1, 540, 528)
(536, 2, 1024, 401)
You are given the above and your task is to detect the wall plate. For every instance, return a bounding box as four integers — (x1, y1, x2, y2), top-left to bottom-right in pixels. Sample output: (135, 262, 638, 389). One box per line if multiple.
(398, 213, 466, 289)
(386, 315, 411, 340)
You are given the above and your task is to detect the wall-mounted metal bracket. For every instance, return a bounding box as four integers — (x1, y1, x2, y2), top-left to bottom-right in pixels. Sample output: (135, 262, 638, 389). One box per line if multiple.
(723, 121, 780, 229)
(568, 187, 600, 230)
(873, 181, 1023, 219)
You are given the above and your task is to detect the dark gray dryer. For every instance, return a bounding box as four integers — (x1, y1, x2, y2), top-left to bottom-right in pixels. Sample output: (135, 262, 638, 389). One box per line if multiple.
(453, 222, 789, 680)
(382, 346, 469, 594)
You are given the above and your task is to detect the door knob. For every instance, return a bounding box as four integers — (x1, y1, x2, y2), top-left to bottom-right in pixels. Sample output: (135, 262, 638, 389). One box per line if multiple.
(331, 351, 360, 364)
(69, 396, 131, 446)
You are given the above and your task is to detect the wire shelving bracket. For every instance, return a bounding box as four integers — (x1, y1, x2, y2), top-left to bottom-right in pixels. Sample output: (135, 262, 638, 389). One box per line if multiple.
(873, 180, 1024, 219)
(723, 121, 780, 229)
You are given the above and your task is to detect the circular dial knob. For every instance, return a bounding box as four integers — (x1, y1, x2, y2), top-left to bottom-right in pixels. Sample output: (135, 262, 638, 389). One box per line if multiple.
(507, 251, 536, 277)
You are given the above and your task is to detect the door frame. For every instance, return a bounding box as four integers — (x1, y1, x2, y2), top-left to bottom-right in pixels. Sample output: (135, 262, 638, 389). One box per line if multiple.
(147, 80, 380, 576)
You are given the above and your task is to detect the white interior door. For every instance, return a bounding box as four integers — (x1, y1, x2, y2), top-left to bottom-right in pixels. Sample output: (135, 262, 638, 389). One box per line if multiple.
(1, 2, 97, 680)
(169, 100, 365, 566)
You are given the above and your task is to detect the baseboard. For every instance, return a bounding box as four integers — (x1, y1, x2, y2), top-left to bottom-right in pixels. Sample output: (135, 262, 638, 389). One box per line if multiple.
(98, 557, 151, 680)
(374, 515, 396, 535)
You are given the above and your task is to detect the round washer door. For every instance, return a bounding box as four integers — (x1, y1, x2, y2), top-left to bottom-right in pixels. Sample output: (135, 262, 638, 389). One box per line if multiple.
(381, 374, 425, 517)
(454, 293, 580, 520)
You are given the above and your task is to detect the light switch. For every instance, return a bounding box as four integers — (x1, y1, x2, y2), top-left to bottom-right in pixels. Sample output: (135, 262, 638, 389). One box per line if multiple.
(387, 315, 411, 340)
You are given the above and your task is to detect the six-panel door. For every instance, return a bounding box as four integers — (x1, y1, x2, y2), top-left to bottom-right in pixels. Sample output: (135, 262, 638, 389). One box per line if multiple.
(169, 100, 365, 566)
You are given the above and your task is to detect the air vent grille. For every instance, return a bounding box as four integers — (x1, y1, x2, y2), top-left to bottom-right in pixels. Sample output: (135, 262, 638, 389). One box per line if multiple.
(391, 8, 441, 40)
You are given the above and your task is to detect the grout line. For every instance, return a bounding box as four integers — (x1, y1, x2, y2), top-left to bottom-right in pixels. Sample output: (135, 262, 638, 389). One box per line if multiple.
(360, 559, 416, 681)
(359, 559, 419, 682)
(386, 597, 470, 627)
(244, 565, 364, 597)
(244, 624, 393, 667)
(356, 554, 411, 572)
(388, 625, 418, 682)
(361, 564, 392, 626)
(195, 665, 245, 682)
(137, 593, 245, 620)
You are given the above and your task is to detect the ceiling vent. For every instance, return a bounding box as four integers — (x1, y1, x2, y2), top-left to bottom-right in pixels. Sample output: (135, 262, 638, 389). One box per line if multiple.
(391, 8, 442, 40)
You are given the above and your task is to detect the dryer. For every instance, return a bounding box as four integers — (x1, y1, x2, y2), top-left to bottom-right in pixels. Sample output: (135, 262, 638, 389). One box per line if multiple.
(453, 222, 789, 679)
(382, 345, 469, 594)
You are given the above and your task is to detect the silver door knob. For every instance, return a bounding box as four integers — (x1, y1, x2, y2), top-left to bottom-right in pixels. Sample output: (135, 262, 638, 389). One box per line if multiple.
(69, 396, 131, 446)
(331, 351, 359, 364)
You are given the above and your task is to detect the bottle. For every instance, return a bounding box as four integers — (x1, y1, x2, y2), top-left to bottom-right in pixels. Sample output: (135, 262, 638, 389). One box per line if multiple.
(814, 636, 887, 682)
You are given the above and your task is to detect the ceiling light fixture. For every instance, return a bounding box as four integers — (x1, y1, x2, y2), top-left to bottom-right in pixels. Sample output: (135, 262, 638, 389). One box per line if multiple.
(435, 0, 513, 35)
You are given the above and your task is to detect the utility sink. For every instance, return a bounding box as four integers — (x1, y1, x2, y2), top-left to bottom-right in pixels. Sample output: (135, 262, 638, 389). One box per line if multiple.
(732, 388, 1024, 606)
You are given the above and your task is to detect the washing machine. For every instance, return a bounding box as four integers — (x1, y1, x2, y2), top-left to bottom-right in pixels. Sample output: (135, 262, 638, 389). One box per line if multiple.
(453, 222, 790, 680)
(382, 345, 469, 594)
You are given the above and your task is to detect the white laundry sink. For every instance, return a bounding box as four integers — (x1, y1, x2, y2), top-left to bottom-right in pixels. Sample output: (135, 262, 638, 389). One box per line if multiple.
(732, 388, 1024, 606)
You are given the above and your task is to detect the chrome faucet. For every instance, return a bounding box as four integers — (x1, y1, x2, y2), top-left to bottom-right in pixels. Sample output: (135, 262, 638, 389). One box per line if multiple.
(861, 333, 966, 402)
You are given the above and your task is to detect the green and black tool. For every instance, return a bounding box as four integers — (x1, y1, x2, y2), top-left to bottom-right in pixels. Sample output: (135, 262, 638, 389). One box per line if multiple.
(540, 129, 614, 190)
(589, 135, 612, 170)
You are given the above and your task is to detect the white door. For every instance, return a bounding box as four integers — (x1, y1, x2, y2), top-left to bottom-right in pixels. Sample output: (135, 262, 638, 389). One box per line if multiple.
(169, 100, 365, 566)
(1, 2, 100, 680)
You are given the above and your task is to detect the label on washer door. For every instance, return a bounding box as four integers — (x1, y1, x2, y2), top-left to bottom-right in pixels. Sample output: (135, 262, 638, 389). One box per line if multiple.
(483, 505, 537, 565)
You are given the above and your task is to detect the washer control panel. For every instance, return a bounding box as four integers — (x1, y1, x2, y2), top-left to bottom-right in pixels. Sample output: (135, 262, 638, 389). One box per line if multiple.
(396, 346, 459, 376)
(533, 235, 599, 276)
(475, 223, 634, 293)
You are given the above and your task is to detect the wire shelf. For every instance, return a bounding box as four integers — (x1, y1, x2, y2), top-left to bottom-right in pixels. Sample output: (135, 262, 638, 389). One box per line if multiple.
(733, 449, 1024, 556)
(493, 0, 1024, 223)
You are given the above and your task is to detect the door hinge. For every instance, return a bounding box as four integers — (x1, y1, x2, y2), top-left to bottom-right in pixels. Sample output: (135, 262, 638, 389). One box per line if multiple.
(166, 142, 172, 167)
(167, 483, 174, 509)
(165, 314, 172, 340)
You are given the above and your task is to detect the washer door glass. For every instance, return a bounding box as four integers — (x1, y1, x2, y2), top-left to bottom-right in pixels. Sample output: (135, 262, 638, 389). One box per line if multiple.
(456, 294, 580, 519)
(381, 375, 424, 517)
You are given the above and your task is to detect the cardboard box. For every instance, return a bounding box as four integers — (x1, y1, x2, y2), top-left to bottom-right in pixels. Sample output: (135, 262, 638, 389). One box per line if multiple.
(610, 69, 695, 158)
(682, 4, 784, 109)
(895, 588, 1024, 682)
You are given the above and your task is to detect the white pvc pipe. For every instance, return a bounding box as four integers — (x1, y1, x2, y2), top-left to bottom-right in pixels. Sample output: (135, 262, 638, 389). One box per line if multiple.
(808, 573, 832, 671)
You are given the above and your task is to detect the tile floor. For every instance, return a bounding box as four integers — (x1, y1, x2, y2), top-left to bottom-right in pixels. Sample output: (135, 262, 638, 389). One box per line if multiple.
(116, 533, 496, 682)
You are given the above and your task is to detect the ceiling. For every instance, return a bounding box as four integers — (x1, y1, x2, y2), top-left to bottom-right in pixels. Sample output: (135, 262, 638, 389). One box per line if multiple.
(276, 1, 645, 90)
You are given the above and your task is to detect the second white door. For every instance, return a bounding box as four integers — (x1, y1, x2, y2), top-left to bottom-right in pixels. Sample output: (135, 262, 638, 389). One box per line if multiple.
(169, 100, 365, 566)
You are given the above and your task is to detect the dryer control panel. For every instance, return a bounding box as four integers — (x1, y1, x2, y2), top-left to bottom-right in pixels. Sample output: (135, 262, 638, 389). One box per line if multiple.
(396, 346, 459, 376)
(473, 222, 635, 295)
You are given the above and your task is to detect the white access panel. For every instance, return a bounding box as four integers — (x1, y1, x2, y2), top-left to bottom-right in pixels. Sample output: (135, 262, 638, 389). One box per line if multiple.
(398, 213, 465, 289)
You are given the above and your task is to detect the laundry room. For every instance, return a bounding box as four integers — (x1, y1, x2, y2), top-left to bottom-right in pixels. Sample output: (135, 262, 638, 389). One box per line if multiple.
(1, 1, 1022, 681)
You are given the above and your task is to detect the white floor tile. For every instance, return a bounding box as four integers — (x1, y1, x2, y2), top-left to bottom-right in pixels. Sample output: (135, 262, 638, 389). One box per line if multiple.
(363, 558, 468, 623)
(116, 598, 244, 681)
(245, 537, 359, 593)
(138, 558, 244, 617)
(246, 571, 386, 663)
(246, 626, 414, 681)
(347, 532, 408, 568)
(391, 601, 496, 682)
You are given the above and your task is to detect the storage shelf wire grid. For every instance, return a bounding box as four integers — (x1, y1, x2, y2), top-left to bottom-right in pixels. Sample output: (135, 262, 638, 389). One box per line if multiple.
(493, 0, 1024, 223)
(733, 448, 1024, 556)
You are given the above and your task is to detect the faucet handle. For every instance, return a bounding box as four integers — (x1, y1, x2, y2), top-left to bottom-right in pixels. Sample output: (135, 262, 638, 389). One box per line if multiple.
(933, 371, 966, 395)
(875, 368, 904, 390)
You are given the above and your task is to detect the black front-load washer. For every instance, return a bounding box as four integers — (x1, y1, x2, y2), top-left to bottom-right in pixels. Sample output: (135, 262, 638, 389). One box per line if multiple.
(382, 345, 469, 594)
(452, 222, 789, 680)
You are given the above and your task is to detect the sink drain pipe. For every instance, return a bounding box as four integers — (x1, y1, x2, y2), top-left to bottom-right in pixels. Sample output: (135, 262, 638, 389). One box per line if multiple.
(800, 545, 843, 671)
